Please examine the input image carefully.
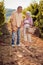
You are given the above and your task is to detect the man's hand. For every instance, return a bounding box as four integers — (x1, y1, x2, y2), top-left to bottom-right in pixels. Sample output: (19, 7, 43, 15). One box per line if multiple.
(11, 26, 17, 32)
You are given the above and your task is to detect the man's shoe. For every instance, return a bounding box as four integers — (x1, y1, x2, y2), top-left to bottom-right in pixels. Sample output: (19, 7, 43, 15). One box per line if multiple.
(12, 44, 15, 47)
(17, 44, 20, 46)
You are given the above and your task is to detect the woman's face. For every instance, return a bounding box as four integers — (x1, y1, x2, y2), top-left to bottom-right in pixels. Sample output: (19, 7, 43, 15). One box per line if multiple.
(26, 14, 30, 19)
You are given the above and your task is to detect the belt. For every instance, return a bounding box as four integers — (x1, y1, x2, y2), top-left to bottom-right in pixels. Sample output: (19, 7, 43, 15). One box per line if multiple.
(24, 23, 30, 24)
(24, 23, 32, 26)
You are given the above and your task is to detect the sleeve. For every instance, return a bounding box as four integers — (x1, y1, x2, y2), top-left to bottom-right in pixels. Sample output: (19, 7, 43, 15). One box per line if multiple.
(10, 12, 16, 31)
(10, 12, 14, 21)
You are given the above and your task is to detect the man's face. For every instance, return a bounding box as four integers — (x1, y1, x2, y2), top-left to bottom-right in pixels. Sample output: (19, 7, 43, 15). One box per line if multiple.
(18, 7, 22, 13)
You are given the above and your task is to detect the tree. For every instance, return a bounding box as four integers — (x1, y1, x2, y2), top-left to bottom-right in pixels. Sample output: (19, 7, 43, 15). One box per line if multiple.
(0, 0, 5, 35)
(0, 1, 5, 26)
(22, 3, 39, 22)
(38, 0, 43, 38)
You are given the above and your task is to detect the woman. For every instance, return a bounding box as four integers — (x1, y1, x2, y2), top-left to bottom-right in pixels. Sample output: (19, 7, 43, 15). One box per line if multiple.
(23, 11, 33, 43)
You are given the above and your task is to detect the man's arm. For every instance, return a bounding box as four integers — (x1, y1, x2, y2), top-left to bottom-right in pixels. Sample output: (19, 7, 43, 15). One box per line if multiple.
(20, 14, 24, 28)
(10, 12, 18, 32)
(10, 12, 16, 31)
(10, 12, 14, 30)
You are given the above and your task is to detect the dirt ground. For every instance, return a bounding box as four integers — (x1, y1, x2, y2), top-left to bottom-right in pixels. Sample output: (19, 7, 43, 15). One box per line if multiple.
(0, 26, 43, 65)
